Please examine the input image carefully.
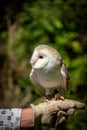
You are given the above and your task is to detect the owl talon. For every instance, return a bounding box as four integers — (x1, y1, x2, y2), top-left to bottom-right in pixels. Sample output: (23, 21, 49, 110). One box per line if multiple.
(54, 94, 65, 101)
(45, 93, 65, 101)
(46, 94, 53, 100)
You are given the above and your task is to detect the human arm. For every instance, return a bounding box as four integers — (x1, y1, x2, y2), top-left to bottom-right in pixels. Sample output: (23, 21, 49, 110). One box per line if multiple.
(0, 108, 34, 130)
(0, 99, 85, 130)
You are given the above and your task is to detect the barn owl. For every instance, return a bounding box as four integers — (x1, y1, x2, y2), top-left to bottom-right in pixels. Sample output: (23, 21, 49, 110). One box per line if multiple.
(30, 45, 69, 99)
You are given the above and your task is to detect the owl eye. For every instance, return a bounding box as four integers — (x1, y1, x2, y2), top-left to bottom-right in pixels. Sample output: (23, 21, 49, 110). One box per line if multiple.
(39, 56, 43, 59)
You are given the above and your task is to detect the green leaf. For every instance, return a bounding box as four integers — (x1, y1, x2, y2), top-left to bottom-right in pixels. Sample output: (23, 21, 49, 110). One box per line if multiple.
(53, 19, 63, 29)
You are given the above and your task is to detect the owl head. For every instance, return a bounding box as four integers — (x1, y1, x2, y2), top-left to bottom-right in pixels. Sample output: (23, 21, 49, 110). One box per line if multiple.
(30, 45, 62, 72)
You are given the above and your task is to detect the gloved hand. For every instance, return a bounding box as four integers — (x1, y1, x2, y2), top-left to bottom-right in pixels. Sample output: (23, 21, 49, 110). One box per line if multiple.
(31, 99, 85, 129)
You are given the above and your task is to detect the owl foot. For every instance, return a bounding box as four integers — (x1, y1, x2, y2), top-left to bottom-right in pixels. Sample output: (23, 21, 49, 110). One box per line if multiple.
(46, 94, 54, 100)
(54, 93, 65, 101)
(46, 93, 65, 101)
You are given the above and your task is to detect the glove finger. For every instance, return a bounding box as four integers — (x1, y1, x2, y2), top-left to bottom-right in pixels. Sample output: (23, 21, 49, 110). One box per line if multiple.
(55, 116, 66, 128)
(67, 108, 75, 115)
(58, 116, 66, 124)
(57, 110, 68, 118)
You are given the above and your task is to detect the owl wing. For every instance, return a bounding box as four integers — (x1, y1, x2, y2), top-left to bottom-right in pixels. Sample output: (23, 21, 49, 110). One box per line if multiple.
(30, 68, 45, 94)
(61, 62, 70, 91)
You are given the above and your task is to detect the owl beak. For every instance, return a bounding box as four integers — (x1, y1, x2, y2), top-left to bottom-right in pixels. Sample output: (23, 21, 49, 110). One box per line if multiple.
(30, 58, 39, 67)
(34, 58, 48, 69)
(32, 58, 39, 67)
(30, 50, 39, 67)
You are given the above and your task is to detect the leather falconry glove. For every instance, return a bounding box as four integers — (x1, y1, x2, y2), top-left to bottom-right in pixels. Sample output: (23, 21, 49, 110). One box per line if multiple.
(31, 99, 85, 129)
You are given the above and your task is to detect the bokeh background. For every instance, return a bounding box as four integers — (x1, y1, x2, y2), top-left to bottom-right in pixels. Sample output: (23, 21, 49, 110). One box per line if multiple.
(0, 0, 87, 130)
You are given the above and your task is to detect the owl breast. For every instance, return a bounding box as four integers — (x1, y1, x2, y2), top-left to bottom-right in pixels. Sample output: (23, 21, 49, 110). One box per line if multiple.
(30, 68, 66, 95)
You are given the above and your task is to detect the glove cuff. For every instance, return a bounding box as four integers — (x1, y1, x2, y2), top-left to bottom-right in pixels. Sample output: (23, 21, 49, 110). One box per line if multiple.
(30, 104, 42, 128)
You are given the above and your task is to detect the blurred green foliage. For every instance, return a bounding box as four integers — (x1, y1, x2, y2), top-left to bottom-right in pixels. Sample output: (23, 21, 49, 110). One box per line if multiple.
(0, 0, 87, 130)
